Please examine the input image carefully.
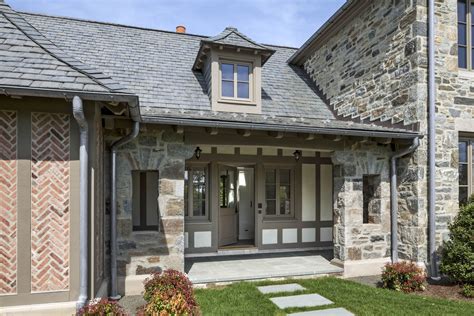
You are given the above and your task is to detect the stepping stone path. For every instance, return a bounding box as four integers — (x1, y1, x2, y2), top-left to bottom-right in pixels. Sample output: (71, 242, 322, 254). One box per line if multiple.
(270, 294, 333, 309)
(257, 283, 306, 294)
(258, 283, 353, 315)
(289, 308, 354, 316)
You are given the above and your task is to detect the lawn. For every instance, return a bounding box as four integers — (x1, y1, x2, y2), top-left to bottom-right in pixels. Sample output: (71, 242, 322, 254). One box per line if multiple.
(195, 277, 473, 315)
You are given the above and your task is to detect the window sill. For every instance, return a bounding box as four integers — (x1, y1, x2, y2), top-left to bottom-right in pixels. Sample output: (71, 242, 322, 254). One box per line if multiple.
(458, 69, 474, 78)
(218, 98, 257, 106)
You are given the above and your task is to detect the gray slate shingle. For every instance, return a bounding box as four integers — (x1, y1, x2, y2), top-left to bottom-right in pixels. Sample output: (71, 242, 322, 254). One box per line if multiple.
(23, 13, 334, 121)
(0, 2, 127, 94)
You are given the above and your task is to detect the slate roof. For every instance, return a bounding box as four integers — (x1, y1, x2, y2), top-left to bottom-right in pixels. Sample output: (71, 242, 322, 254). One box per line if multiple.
(0, 2, 129, 95)
(205, 27, 270, 50)
(0, 5, 418, 137)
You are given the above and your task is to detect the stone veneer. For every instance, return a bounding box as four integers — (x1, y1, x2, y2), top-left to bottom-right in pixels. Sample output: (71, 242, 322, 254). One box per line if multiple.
(304, 0, 468, 264)
(303, 0, 433, 263)
(105, 127, 194, 279)
(332, 141, 392, 261)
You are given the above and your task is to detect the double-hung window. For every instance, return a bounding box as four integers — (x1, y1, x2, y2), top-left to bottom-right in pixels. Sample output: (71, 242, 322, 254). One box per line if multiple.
(264, 167, 294, 217)
(458, 0, 474, 69)
(220, 62, 252, 100)
(184, 165, 208, 219)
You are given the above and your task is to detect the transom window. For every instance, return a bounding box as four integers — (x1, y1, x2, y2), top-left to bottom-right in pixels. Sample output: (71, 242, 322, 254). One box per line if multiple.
(184, 166, 208, 219)
(220, 62, 251, 100)
(264, 167, 294, 217)
(458, 0, 474, 69)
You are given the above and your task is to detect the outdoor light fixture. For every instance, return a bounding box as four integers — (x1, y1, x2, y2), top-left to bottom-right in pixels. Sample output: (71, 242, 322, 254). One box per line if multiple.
(194, 146, 202, 159)
(293, 150, 302, 161)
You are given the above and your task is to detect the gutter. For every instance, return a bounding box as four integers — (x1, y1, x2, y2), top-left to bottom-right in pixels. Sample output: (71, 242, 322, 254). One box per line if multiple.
(0, 86, 141, 122)
(390, 137, 420, 263)
(141, 115, 421, 140)
(427, 0, 440, 279)
(72, 96, 89, 310)
(110, 121, 140, 299)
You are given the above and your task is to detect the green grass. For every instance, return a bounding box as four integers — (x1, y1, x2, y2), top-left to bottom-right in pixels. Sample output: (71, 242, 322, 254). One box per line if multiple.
(195, 277, 473, 316)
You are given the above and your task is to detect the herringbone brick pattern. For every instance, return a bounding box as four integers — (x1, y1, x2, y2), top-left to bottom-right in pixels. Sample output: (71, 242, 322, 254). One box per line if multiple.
(31, 112, 70, 292)
(0, 111, 18, 295)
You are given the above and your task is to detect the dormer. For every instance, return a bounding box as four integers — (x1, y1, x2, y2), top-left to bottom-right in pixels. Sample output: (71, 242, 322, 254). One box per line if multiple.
(193, 27, 275, 114)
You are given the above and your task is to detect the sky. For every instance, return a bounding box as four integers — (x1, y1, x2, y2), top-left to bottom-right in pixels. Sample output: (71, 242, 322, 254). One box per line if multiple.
(8, 0, 346, 48)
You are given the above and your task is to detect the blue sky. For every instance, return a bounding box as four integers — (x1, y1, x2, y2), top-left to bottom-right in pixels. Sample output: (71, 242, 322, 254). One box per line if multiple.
(8, 0, 345, 47)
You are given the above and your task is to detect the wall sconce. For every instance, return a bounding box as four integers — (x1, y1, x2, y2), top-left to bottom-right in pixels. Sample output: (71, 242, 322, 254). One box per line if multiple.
(194, 147, 202, 159)
(293, 150, 302, 161)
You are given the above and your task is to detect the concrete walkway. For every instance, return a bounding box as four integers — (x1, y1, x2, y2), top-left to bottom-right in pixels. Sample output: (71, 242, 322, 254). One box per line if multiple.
(185, 251, 343, 284)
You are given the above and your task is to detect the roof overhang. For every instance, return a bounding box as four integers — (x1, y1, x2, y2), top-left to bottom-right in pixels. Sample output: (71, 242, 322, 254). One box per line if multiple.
(0, 85, 141, 121)
(193, 41, 275, 71)
(141, 115, 422, 140)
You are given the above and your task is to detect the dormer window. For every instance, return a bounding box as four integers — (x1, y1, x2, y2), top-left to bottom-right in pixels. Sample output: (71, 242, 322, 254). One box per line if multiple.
(193, 26, 275, 114)
(220, 61, 252, 100)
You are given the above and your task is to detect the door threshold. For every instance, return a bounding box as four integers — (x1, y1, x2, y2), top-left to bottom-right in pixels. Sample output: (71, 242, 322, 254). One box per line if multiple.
(185, 246, 332, 258)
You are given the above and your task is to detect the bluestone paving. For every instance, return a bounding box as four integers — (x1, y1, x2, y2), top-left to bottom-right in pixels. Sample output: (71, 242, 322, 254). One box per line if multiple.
(257, 283, 306, 294)
(270, 293, 333, 309)
(186, 251, 343, 283)
(289, 308, 354, 316)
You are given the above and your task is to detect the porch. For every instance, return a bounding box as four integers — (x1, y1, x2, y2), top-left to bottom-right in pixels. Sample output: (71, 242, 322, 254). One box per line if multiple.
(185, 250, 343, 284)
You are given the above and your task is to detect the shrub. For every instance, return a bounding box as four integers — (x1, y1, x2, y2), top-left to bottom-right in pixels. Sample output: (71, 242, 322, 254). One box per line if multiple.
(143, 289, 192, 315)
(440, 201, 474, 286)
(461, 284, 474, 298)
(77, 298, 127, 316)
(381, 261, 426, 292)
(142, 269, 197, 315)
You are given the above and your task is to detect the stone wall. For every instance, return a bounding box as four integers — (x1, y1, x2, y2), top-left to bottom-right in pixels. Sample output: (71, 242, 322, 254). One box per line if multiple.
(332, 141, 392, 261)
(105, 127, 194, 279)
(303, 0, 433, 264)
(303, 0, 424, 127)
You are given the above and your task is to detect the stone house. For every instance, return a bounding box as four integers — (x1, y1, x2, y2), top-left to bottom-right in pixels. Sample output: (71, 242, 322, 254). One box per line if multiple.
(0, 0, 467, 314)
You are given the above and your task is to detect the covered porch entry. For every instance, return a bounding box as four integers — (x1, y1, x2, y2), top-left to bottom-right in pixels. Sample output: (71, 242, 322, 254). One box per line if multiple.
(185, 250, 342, 284)
(183, 127, 337, 258)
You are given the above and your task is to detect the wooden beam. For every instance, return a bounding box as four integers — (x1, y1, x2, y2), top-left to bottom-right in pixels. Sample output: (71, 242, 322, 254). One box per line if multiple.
(237, 129, 251, 137)
(377, 138, 392, 145)
(297, 133, 315, 141)
(323, 135, 342, 142)
(268, 131, 284, 139)
(173, 125, 184, 134)
(206, 127, 219, 135)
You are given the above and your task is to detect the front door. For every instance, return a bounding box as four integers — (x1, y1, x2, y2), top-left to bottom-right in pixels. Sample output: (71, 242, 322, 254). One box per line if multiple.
(218, 165, 238, 246)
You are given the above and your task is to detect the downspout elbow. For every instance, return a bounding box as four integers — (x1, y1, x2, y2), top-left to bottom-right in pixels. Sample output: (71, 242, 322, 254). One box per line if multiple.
(72, 96, 89, 310)
(390, 137, 420, 263)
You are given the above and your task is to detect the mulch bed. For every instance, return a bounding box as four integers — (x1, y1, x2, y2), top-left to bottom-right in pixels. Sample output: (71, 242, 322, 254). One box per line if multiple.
(413, 278, 473, 303)
(348, 275, 473, 303)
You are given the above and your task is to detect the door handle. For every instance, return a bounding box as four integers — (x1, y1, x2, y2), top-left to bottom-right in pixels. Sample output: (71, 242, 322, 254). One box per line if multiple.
(250, 201, 253, 207)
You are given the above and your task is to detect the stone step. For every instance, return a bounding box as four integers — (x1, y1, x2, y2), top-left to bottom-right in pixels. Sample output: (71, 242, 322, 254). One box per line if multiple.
(270, 293, 333, 309)
(257, 283, 306, 294)
(288, 307, 354, 316)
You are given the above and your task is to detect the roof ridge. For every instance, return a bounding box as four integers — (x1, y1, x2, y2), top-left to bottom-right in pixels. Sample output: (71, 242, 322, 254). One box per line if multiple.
(0, 4, 129, 94)
(19, 11, 210, 39)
